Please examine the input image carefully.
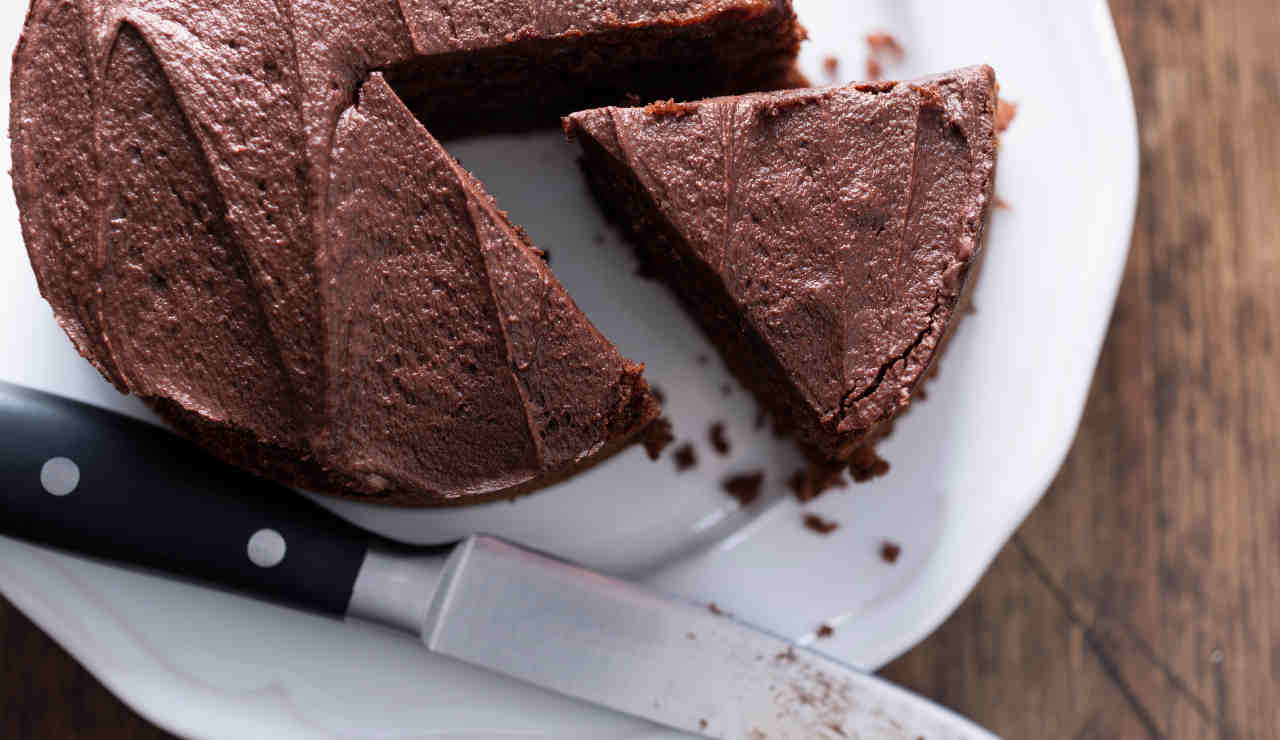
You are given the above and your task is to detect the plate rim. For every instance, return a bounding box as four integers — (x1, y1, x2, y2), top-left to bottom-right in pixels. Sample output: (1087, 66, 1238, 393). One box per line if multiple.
(848, 0, 1140, 670)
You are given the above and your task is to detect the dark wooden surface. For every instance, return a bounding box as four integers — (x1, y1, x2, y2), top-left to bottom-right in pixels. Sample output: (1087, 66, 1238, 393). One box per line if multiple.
(4, 0, 1277, 737)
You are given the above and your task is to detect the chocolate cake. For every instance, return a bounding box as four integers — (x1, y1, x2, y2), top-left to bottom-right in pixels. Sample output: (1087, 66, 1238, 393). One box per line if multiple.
(11, 0, 803, 505)
(565, 66, 999, 470)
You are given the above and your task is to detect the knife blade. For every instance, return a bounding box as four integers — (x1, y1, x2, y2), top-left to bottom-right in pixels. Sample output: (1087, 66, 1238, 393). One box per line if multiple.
(0, 382, 997, 739)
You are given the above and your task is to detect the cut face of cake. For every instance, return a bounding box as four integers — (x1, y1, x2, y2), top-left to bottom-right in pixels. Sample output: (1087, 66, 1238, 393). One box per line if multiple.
(564, 66, 999, 470)
(8, 0, 806, 504)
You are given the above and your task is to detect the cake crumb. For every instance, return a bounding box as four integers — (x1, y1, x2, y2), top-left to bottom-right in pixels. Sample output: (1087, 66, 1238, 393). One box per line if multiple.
(866, 32, 904, 59)
(803, 514, 840, 535)
(708, 602, 724, 616)
(644, 98, 695, 117)
(700, 719, 708, 730)
(864, 31, 903, 82)
(775, 646, 797, 662)
(723, 471, 765, 506)
(996, 98, 1019, 132)
(673, 443, 698, 472)
(849, 445, 890, 483)
(709, 422, 731, 456)
(994, 194, 1011, 210)
(821, 55, 840, 81)
(643, 417, 674, 460)
(817, 624, 835, 639)
(880, 541, 902, 564)
(789, 461, 849, 503)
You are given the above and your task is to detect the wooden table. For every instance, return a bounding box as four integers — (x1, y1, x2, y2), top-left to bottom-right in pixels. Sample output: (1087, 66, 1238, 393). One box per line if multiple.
(3, 0, 1277, 736)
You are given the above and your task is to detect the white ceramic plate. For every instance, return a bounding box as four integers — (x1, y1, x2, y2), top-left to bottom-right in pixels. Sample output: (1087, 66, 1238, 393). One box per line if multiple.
(0, 0, 1137, 737)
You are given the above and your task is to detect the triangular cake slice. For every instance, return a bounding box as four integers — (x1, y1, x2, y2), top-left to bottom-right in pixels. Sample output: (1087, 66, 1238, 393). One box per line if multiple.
(320, 75, 660, 502)
(565, 67, 998, 474)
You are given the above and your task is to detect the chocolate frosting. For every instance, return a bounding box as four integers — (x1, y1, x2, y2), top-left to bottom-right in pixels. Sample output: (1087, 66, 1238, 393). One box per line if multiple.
(565, 67, 999, 456)
(10, 0, 836, 502)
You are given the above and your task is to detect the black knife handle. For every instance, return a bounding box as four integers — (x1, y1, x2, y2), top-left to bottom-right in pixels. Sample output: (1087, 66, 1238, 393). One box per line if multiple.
(0, 382, 371, 617)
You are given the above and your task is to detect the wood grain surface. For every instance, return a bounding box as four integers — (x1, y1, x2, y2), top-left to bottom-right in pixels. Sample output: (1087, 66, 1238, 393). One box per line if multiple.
(3, 0, 1277, 737)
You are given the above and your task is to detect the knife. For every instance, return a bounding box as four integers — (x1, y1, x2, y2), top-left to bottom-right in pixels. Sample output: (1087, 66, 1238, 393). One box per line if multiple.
(0, 382, 997, 740)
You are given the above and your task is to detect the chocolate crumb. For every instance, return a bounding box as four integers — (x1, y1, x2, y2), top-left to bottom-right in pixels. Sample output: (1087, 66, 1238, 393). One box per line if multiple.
(996, 98, 1018, 132)
(673, 443, 697, 472)
(700, 719, 708, 730)
(708, 602, 724, 616)
(723, 471, 765, 506)
(863, 31, 903, 83)
(866, 32, 904, 59)
(789, 461, 849, 503)
(849, 445, 890, 483)
(709, 422, 731, 456)
(650, 385, 667, 405)
(643, 98, 695, 117)
(828, 723, 847, 737)
(817, 624, 835, 639)
(803, 514, 840, 535)
(994, 194, 1011, 210)
(775, 646, 797, 662)
(880, 541, 902, 564)
(642, 417, 674, 460)
(821, 55, 839, 80)
(687, 632, 696, 640)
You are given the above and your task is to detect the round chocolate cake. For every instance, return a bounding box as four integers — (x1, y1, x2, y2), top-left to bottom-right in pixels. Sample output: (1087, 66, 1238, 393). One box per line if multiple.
(11, 0, 803, 504)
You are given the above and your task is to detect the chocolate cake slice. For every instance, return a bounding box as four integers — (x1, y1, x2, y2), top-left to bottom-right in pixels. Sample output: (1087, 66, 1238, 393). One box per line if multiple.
(9, 0, 803, 504)
(565, 67, 999, 471)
